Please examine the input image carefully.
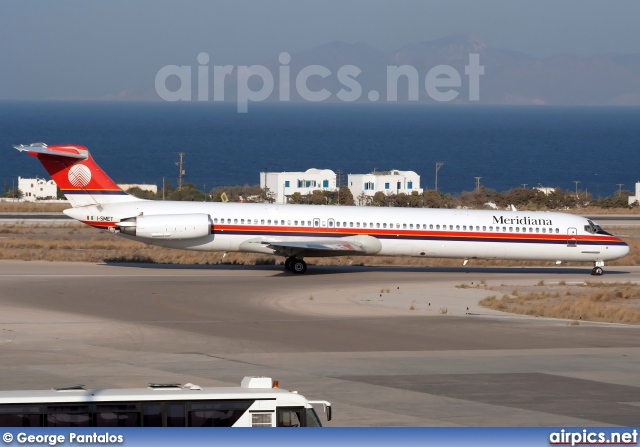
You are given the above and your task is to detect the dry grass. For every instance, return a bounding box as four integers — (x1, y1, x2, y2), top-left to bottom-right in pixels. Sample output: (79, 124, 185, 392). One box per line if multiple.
(0, 202, 70, 212)
(480, 282, 640, 324)
(565, 207, 640, 215)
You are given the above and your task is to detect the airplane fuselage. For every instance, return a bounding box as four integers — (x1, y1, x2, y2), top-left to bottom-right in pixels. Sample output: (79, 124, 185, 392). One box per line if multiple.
(65, 201, 629, 264)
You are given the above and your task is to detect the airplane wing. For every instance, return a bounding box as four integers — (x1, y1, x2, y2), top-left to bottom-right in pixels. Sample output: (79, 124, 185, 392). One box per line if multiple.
(237, 235, 382, 258)
(264, 238, 367, 257)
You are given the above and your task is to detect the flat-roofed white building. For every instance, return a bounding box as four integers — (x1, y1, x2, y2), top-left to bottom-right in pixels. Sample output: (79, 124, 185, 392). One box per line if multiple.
(118, 184, 158, 194)
(348, 170, 423, 204)
(260, 169, 337, 204)
(18, 177, 58, 201)
(629, 182, 640, 205)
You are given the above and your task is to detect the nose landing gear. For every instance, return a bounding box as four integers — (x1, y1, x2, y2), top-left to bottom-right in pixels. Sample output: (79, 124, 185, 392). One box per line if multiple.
(591, 261, 604, 276)
(284, 257, 307, 274)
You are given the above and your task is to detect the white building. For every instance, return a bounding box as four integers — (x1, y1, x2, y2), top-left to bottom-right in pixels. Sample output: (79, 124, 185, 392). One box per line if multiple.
(260, 169, 337, 204)
(18, 177, 58, 201)
(629, 182, 640, 205)
(348, 170, 423, 204)
(118, 184, 158, 194)
(534, 187, 557, 196)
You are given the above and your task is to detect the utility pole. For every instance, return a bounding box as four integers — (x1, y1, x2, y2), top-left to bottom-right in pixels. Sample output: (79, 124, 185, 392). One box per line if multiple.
(521, 184, 528, 189)
(162, 177, 165, 201)
(573, 180, 580, 199)
(617, 183, 624, 197)
(176, 153, 185, 190)
(263, 167, 269, 202)
(435, 162, 444, 192)
(474, 177, 482, 192)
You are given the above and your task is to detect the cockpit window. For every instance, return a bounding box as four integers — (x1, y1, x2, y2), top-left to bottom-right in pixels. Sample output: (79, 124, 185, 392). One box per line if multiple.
(585, 220, 611, 236)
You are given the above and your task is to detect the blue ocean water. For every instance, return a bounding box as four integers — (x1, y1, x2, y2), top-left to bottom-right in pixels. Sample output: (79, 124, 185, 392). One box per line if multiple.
(0, 101, 639, 196)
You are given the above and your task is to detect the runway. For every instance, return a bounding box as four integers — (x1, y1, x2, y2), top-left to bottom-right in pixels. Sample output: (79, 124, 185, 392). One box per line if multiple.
(1, 260, 639, 426)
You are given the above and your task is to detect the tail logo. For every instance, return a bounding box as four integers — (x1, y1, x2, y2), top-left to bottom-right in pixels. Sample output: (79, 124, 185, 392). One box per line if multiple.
(68, 164, 92, 187)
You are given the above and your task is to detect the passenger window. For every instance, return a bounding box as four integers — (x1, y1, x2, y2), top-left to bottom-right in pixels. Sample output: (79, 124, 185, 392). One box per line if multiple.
(308, 221, 312, 226)
(436, 225, 440, 230)
(536, 228, 540, 233)
(482, 226, 486, 231)
(456, 225, 460, 230)
(166, 403, 185, 427)
(241, 219, 245, 224)
(403, 224, 407, 229)
(254, 219, 258, 224)
(294, 220, 298, 225)
(396, 223, 400, 229)
(410, 224, 413, 229)
(356, 222, 360, 228)
(430, 224, 433, 230)
(234, 219, 237, 224)
(287, 220, 291, 225)
(261, 219, 265, 225)
(383, 223, 387, 228)
(95, 404, 140, 427)
(281, 220, 285, 225)
(349, 222, 353, 227)
(463, 225, 467, 231)
(143, 403, 163, 427)
(542, 228, 547, 233)
(489, 226, 493, 231)
(556, 228, 559, 234)
(329, 221, 334, 227)
(509, 227, 513, 232)
(376, 223, 380, 228)
(336, 222, 340, 227)
(214, 218, 218, 224)
(268, 220, 271, 225)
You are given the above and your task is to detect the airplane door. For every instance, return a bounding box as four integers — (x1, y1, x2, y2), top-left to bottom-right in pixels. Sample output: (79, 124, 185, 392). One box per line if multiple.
(313, 218, 320, 228)
(327, 218, 336, 232)
(567, 227, 578, 247)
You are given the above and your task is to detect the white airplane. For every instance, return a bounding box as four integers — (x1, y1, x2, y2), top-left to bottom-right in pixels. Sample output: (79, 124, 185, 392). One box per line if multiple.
(14, 143, 629, 275)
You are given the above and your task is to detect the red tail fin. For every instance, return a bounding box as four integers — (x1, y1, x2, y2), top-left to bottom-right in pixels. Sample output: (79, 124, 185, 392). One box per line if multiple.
(14, 143, 140, 207)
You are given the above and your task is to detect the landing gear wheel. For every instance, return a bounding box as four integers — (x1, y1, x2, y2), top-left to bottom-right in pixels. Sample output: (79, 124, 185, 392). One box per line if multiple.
(284, 257, 294, 271)
(591, 267, 603, 276)
(291, 259, 307, 274)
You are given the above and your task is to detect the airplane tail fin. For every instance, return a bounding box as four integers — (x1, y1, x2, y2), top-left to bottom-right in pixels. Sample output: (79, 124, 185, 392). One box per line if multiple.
(13, 143, 142, 207)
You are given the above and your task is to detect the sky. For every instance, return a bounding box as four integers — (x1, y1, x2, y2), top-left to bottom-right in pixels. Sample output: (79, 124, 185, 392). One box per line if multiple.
(1, 0, 639, 100)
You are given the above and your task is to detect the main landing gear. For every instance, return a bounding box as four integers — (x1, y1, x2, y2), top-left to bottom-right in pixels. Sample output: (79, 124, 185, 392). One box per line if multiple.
(591, 261, 604, 276)
(284, 257, 307, 274)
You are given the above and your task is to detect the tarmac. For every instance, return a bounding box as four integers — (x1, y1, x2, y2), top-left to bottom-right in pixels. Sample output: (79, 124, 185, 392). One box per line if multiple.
(0, 260, 639, 426)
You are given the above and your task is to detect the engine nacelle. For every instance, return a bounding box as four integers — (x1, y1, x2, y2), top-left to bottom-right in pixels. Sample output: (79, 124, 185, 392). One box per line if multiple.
(119, 214, 211, 240)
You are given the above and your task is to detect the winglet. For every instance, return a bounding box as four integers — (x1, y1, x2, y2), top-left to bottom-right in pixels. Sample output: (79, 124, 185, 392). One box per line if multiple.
(13, 143, 88, 160)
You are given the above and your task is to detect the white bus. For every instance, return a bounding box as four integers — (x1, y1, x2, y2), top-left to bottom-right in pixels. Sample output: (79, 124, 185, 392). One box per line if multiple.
(0, 377, 331, 428)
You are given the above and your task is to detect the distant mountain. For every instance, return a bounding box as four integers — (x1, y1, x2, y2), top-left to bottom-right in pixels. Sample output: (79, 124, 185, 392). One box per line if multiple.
(152, 33, 640, 105)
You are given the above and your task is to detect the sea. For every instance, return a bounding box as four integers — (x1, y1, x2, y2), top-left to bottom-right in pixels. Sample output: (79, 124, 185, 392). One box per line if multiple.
(0, 101, 639, 197)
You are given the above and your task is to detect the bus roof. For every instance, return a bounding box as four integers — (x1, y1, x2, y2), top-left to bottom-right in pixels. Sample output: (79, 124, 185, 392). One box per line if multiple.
(0, 377, 309, 406)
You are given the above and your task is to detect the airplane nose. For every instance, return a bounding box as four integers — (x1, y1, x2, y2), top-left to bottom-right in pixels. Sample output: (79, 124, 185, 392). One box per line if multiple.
(616, 239, 630, 259)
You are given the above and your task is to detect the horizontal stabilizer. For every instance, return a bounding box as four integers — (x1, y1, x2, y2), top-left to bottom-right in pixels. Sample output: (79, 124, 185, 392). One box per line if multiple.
(13, 143, 88, 160)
